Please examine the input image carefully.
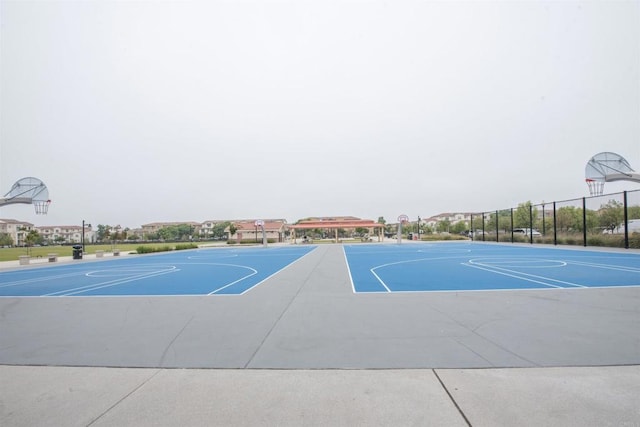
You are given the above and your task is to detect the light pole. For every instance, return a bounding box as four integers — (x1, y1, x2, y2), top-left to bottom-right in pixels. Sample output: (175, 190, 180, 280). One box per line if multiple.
(82, 220, 91, 253)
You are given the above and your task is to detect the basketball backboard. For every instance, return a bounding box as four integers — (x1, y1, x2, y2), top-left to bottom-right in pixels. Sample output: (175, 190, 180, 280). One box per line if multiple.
(585, 152, 640, 195)
(0, 177, 51, 214)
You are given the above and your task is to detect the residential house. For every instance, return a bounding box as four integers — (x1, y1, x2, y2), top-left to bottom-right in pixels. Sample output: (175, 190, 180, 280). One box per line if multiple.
(140, 221, 202, 239)
(0, 218, 34, 246)
(37, 224, 95, 244)
(424, 212, 475, 231)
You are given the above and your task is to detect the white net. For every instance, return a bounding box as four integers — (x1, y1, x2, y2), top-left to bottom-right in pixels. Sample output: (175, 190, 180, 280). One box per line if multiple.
(586, 179, 605, 196)
(33, 199, 51, 215)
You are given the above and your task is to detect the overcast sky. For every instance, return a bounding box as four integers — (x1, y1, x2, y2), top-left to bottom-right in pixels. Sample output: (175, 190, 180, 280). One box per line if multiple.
(1, 0, 639, 228)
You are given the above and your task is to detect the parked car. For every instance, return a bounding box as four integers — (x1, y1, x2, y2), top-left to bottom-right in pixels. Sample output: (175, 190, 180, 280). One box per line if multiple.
(602, 219, 640, 234)
(513, 228, 542, 237)
(469, 230, 487, 238)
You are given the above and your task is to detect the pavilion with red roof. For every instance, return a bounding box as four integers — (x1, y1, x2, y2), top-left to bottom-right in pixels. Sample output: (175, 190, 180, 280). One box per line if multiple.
(288, 216, 384, 243)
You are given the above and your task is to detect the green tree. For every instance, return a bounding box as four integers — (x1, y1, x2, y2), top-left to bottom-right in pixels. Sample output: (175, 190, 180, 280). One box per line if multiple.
(25, 229, 43, 247)
(513, 202, 538, 228)
(211, 222, 231, 239)
(436, 219, 451, 233)
(355, 227, 368, 236)
(156, 224, 194, 241)
(485, 212, 501, 232)
(96, 224, 111, 242)
(146, 232, 160, 241)
(0, 232, 13, 246)
(157, 227, 174, 240)
(598, 200, 624, 232)
(628, 205, 640, 219)
(450, 221, 467, 234)
(111, 227, 122, 242)
(585, 209, 599, 232)
(556, 206, 581, 232)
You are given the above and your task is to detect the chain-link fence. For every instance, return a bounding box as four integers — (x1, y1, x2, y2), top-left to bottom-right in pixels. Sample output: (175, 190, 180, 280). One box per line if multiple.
(469, 189, 640, 249)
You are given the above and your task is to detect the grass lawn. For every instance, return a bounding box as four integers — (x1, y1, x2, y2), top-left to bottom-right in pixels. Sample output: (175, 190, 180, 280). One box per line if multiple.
(0, 243, 193, 262)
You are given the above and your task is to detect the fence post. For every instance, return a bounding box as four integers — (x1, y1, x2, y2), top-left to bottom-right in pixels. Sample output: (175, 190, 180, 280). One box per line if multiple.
(496, 210, 499, 242)
(481, 213, 486, 241)
(529, 204, 533, 244)
(553, 202, 557, 245)
(624, 191, 629, 249)
(582, 197, 587, 247)
(510, 208, 514, 243)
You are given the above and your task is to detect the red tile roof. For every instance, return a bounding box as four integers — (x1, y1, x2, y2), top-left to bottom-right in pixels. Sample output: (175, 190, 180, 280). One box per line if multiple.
(290, 219, 383, 230)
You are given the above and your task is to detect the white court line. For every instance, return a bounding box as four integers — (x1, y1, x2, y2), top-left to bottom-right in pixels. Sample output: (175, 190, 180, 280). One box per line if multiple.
(463, 261, 586, 288)
(566, 260, 640, 273)
(238, 246, 320, 295)
(370, 269, 392, 292)
(342, 246, 357, 294)
(0, 271, 86, 288)
(45, 269, 179, 296)
(187, 254, 238, 260)
(369, 257, 434, 293)
(368, 256, 473, 293)
(207, 270, 258, 295)
(462, 263, 564, 288)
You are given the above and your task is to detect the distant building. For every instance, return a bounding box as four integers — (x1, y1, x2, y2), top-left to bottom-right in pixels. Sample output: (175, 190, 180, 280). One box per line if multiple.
(289, 216, 384, 242)
(200, 220, 235, 239)
(36, 224, 94, 244)
(0, 218, 34, 246)
(140, 221, 202, 239)
(227, 219, 288, 243)
(423, 212, 475, 231)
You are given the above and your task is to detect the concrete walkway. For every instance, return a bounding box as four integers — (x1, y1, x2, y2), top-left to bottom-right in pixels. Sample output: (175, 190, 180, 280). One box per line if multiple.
(2, 365, 639, 426)
(1, 243, 639, 426)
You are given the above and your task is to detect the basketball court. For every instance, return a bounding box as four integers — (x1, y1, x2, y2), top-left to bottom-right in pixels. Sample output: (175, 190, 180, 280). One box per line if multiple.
(345, 242, 640, 292)
(0, 242, 638, 369)
(1, 160, 640, 425)
(0, 246, 315, 297)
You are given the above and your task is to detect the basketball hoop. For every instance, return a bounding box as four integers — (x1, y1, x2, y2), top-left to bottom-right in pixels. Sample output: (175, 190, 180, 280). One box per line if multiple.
(585, 179, 604, 196)
(33, 199, 51, 215)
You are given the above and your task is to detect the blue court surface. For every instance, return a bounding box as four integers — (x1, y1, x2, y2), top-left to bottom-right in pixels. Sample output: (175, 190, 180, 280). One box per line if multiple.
(344, 242, 640, 293)
(0, 246, 316, 297)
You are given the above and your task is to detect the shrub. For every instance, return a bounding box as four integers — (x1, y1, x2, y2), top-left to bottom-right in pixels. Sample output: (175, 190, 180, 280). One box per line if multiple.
(586, 235, 605, 247)
(136, 245, 173, 254)
(228, 239, 278, 245)
(175, 243, 198, 251)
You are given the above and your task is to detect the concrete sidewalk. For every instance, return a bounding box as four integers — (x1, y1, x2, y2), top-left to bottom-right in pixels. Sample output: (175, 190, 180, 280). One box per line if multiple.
(1, 365, 638, 426)
(0, 249, 132, 269)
